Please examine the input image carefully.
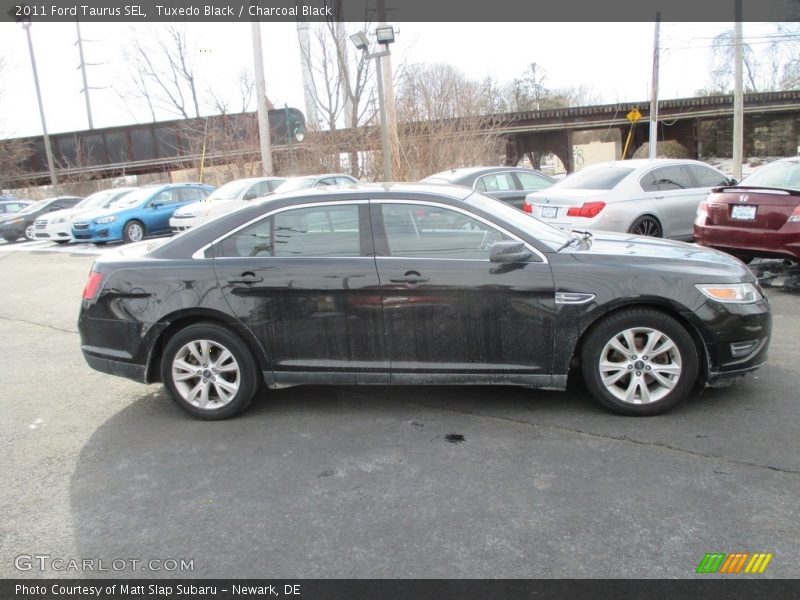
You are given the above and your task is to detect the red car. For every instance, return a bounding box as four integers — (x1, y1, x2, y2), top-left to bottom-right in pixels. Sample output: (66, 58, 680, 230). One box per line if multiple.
(694, 157, 800, 262)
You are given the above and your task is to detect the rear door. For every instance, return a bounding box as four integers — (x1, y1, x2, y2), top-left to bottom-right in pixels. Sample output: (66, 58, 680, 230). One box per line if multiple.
(643, 165, 706, 239)
(372, 199, 556, 384)
(212, 200, 388, 385)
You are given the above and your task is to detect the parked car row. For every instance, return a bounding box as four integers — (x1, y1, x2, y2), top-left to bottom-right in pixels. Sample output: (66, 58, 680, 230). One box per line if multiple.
(7, 158, 800, 265)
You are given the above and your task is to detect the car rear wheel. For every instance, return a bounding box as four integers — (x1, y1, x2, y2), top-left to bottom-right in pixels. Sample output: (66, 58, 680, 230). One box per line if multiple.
(581, 309, 698, 416)
(24, 225, 36, 241)
(123, 220, 145, 243)
(161, 323, 260, 420)
(628, 215, 662, 237)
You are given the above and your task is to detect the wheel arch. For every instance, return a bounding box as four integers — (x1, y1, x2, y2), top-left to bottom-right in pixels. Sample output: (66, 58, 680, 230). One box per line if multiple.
(144, 308, 270, 383)
(628, 213, 663, 235)
(569, 299, 709, 384)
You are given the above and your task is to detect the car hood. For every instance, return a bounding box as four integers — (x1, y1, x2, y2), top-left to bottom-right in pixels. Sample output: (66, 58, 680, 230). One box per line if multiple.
(568, 230, 751, 279)
(174, 200, 208, 217)
(73, 206, 130, 222)
(41, 208, 75, 221)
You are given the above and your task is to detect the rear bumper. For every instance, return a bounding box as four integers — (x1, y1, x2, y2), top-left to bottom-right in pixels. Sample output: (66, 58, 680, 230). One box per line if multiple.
(694, 224, 800, 261)
(82, 350, 149, 383)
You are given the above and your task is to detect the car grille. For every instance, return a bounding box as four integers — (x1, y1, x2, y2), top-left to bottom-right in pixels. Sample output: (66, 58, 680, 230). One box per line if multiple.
(172, 214, 193, 219)
(34, 219, 47, 229)
(73, 223, 89, 230)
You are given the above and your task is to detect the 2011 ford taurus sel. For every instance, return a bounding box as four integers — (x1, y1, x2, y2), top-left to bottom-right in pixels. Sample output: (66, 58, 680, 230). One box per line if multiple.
(78, 183, 771, 419)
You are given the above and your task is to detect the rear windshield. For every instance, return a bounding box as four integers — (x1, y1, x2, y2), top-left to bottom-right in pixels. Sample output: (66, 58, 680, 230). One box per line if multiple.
(552, 166, 634, 190)
(740, 160, 800, 190)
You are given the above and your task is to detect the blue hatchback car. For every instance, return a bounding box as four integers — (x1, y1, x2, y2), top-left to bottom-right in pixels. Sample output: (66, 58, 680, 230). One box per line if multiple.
(71, 183, 213, 244)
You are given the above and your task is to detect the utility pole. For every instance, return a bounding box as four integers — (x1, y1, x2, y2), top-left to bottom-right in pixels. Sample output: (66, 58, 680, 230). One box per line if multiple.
(732, 0, 744, 180)
(251, 21, 273, 176)
(75, 20, 94, 129)
(376, 0, 399, 179)
(22, 21, 58, 187)
(648, 12, 660, 159)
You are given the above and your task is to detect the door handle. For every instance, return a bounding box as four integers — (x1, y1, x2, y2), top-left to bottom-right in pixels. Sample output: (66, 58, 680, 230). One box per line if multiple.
(390, 271, 429, 285)
(227, 272, 263, 285)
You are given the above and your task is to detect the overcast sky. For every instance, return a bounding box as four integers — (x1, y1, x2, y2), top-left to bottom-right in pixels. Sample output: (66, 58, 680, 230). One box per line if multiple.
(0, 21, 781, 139)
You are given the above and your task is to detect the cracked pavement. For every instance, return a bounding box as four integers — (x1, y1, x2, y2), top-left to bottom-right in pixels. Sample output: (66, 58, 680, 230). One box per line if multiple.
(0, 251, 798, 578)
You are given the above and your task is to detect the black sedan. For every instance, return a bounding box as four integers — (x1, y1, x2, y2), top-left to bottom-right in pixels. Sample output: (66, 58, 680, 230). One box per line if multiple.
(0, 196, 82, 242)
(421, 166, 554, 209)
(78, 183, 770, 419)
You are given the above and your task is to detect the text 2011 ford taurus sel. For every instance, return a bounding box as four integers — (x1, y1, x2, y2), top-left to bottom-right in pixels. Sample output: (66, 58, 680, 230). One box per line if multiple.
(78, 183, 771, 419)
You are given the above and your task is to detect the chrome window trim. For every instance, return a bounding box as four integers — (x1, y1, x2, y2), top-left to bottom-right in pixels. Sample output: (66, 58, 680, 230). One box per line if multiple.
(374, 198, 548, 264)
(192, 199, 369, 260)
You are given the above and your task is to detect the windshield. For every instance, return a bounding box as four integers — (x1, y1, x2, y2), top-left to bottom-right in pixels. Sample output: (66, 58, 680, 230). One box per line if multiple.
(76, 188, 133, 211)
(206, 179, 253, 201)
(740, 160, 800, 190)
(107, 187, 160, 209)
(551, 166, 635, 190)
(465, 191, 572, 250)
(275, 177, 316, 193)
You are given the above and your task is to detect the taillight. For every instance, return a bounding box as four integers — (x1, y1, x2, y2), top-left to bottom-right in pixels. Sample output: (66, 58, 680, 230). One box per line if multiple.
(695, 200, 709, 225)
(788, 205, 800, 223)
(522, 201, 532, 213)
(82, 270, 104, 301)
(566, 201, 605, 218)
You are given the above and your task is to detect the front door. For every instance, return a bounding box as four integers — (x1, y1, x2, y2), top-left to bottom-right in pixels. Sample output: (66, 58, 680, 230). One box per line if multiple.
(212, 201, 388, 385)
(371, 200, 556, 385)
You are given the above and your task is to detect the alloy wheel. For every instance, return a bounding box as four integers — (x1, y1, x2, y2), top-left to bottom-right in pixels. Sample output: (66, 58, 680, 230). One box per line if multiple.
(633, 217, 662, 237)
(171, 339, 241, 410)
(598, 327, 682, 404)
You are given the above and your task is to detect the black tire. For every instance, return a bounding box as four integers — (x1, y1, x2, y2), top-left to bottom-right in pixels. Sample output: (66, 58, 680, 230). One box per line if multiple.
(628, 215, 663, 238)
(123, 220, 145, 244)
(160, 322, 260, 420)
(581, 308, 698, 416)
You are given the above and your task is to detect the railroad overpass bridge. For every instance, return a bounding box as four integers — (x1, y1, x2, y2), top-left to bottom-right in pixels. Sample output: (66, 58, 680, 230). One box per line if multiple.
(5, 91, 800, 187)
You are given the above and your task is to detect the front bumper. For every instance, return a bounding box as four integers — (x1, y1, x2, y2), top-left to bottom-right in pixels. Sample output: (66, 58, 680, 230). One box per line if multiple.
(72, 222, 122, 243)
(169, 215, 205, 232)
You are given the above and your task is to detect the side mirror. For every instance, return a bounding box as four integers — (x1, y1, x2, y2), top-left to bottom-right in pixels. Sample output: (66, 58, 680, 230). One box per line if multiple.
(151, 201, 162, 209)
(728, 178, 738, 186)
(489, 241, 533, 264)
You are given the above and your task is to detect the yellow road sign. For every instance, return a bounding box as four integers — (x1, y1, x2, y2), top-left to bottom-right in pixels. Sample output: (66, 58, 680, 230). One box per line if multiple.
(627, 108, 642, 122)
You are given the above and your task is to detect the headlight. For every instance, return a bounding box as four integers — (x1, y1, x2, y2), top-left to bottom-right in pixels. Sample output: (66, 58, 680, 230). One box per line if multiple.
(52, 217, 67, 224)
(95, 216, 117, 224)
(696, 283, 761, 303)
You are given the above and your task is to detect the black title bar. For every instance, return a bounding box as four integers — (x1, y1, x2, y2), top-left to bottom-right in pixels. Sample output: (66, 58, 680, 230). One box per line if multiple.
(2, 0, 800, 23)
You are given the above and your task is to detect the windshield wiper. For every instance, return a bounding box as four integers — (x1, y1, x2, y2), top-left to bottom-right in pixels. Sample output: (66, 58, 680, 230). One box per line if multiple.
(556, 236, 580, 252)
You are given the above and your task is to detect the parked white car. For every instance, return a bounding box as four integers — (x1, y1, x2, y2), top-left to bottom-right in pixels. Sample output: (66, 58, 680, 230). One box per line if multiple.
(34, 187, 138, 243)
(523, 159, 734, 240)
(273, 173, 359, 193)
(169, 177, 286, 232)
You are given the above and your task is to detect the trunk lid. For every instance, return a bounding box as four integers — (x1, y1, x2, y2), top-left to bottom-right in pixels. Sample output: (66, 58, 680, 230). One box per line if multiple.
(705, 186, 800, 230)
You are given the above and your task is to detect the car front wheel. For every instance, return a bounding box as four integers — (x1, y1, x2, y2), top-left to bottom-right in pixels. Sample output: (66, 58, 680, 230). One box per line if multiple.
(123, 220, 145, 243)
(581, 309, 698, 416)
(24, 225, 36, 241)
(161, 323, 260, 420)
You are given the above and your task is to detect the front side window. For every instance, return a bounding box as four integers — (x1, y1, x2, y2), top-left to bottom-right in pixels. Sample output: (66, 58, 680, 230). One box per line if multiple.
(380, 203, 510, 260)
(216, 204, 361, 258)
(516, 171, 552, 191)
(152, 189, 179, 205)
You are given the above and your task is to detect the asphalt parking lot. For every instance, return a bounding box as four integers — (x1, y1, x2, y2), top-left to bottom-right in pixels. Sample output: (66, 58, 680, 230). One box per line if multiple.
(1, 240, 798, 579)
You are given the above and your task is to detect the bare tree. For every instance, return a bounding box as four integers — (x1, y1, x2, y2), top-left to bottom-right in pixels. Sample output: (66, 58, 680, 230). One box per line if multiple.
(207, 69, 256, 115)
(0, 58, 35, 192)
(121, 24, 201, 120)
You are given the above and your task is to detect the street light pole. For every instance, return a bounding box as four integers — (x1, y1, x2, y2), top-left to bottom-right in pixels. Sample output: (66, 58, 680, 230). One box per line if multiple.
(373, 53, 391, 182)
(23, 21, 58, 187)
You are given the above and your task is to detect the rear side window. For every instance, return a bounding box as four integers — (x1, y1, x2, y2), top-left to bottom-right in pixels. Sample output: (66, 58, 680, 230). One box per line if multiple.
(180, 187, 210, 202)
(475, 172, 516, 192)
(216, 205, 361, 258)
(556, 167, 634, 190)
(644, 166, 695, 191)
(689, 165, 729, 187)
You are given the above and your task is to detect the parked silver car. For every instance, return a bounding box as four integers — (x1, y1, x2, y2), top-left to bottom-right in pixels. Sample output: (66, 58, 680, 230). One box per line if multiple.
(523, 159, 733, 240)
